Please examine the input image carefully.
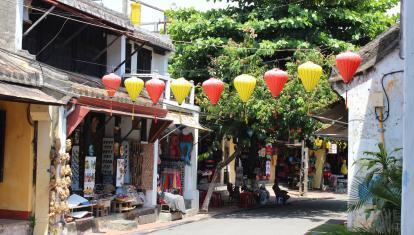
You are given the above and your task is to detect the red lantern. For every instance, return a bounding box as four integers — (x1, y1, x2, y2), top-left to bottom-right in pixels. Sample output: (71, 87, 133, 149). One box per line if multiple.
(336, 51, 362, 84)
(145, 77, 165, 105)
(102, 73, 122, 97)
(264, 68, 288, 97)
(202, 77, 224, 105)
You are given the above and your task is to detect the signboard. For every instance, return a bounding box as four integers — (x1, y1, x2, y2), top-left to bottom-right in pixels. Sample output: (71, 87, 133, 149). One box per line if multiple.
(84, 156, 96, 197)
(116, 159, 125, 187)
(71, 146, 80, 190)
(102, 138, 114, 184)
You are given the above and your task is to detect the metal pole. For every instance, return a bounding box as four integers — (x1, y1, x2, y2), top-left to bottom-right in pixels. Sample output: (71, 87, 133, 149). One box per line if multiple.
(402, 0, 414, 233)
(23, 6, 56, 37)
(303, 146, 309, 196)
(299, 140, 304, 196)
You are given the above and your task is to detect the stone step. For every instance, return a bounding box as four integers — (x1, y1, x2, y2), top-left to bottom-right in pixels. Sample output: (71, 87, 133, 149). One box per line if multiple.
(106, 219, 138, 231)
(158, 212, 183, 222)
(0, 220, 30, 235)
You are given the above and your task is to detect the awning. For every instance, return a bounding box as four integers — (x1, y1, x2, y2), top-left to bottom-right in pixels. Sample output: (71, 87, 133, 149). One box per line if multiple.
(315, 124, 348, 140)
(165, 112, 210, 131)
(310, 100, 347, 124)
(0, 82, 64, 105)
(66, 104, 169, 136)
(77, 96, 168, 117)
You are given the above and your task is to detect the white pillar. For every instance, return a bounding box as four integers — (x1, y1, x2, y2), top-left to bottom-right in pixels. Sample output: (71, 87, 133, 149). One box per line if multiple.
(183, 118, 199, 210)
(402, 0, 414, 233)
(106, 35, 126, 76)
(33, 107, 52, 235)
(145, 140, 158, 207)
(15, 0, 23, 50)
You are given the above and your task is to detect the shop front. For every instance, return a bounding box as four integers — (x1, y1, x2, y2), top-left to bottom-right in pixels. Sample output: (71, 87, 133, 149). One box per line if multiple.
(63, 95, 172, 226)
(157, 111, 206, 215)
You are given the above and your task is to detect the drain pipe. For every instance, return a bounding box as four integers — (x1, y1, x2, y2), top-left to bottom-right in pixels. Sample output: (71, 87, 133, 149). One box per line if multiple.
(64, 100, 76, 118)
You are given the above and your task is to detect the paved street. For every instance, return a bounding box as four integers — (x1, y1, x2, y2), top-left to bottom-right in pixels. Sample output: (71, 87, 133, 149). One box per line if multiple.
(145, 198, 347, 235)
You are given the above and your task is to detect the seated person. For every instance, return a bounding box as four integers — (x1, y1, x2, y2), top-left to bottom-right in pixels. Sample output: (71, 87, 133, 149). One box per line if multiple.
(272, 180, 290, 204)
(257, 184, 270, 205)
(157, 187, 186, 214)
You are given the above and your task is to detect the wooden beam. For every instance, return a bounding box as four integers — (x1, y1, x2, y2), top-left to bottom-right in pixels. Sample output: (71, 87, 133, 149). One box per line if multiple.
(23, 6, 56, 37)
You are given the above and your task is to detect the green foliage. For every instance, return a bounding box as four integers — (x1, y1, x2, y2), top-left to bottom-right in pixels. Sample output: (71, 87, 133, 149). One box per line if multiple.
(348, 144, 402, 235)
(167, 0, 398, 141)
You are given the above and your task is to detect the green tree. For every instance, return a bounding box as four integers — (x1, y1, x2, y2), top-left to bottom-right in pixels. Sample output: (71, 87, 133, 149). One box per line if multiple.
(167, 0, 399, 211)
(167, 0, 398, 141)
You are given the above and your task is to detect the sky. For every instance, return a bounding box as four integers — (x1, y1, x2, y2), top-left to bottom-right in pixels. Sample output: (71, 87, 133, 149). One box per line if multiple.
(139, 0, 233, 29)
(140, 0, 232, 11)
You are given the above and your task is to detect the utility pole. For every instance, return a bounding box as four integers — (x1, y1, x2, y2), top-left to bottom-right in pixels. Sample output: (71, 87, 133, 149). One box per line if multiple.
(402, 0, 414, 234)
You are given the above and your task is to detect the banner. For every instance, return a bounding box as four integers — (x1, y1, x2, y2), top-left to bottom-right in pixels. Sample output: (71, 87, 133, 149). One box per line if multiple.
(84, 156, 96, 197)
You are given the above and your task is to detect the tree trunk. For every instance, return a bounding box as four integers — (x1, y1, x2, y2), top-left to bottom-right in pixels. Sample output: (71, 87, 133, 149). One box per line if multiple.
(200, 148, 241, 212)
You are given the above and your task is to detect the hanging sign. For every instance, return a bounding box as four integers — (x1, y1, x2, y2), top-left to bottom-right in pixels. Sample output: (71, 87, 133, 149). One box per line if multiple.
(329, 143, 338, 154)
(84, 156, 96, 197)
(121, 141, 131, 184)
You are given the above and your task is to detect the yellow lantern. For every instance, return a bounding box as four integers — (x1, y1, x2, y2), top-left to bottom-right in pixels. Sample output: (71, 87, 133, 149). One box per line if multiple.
(171, 77, 192, 105)
(298, 61, 323, 92)
(124, 76, 144, 119)
(234, 74, 256, 102)
(130, 2, 142, 26)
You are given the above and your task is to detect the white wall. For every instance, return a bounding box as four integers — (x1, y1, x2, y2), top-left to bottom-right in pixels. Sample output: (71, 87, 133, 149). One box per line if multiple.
(332, 49, 404, 228)
(106, 35, 126, 76)
(151, 52, 169, 75)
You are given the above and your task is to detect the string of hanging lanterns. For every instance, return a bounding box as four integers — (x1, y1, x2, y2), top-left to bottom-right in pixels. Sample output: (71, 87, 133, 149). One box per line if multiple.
(100, 51, 361, 119)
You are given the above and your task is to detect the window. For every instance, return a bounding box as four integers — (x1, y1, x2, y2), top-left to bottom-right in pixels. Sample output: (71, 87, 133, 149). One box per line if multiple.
(0, 110, 5, 182)
(125, 42, 132, 74)
(137, 48, 152, 74)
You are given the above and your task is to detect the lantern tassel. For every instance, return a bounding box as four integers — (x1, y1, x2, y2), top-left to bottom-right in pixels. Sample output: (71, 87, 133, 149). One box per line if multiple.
(132, 103, 135, 120)
(345, 89, 348, 110)
(153, 106, 158, 124)
(110, 99, 113, 116)
(244, 104, 248, 124)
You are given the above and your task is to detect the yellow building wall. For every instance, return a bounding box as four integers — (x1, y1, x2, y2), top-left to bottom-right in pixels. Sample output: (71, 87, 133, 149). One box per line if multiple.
(0, 101, 34, 213)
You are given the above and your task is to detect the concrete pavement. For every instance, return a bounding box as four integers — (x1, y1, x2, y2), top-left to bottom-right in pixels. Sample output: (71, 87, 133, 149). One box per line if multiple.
(144, 198, 347, 235)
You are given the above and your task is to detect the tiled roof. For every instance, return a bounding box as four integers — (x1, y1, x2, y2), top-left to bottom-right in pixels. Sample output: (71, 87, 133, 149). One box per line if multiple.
(132, 28, 174, 52)
(55, 0, 134, 30)
(52, 0, 174, 52)
(0, 47, 156, 107)
(0, 49, 41, 87)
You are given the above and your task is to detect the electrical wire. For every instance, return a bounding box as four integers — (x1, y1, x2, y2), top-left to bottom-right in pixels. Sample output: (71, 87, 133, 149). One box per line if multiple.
(36, 18, 69, 57)
(375, 70, 404, 122)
